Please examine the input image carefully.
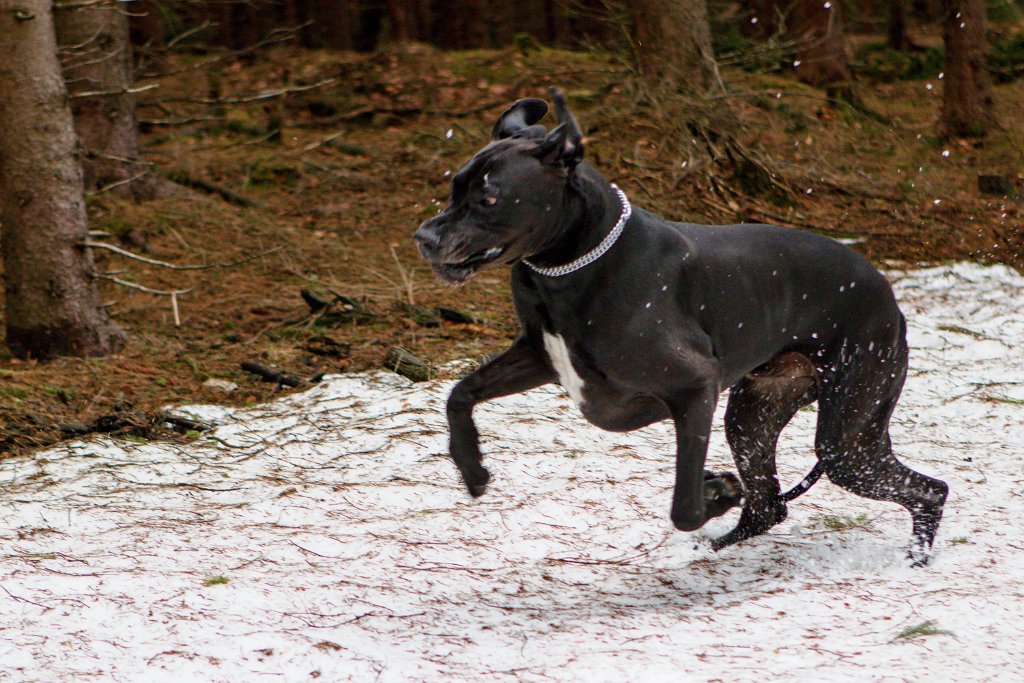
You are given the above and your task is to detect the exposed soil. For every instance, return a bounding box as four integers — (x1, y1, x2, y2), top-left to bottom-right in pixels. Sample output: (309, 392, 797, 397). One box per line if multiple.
(1, 41, 1022, 456)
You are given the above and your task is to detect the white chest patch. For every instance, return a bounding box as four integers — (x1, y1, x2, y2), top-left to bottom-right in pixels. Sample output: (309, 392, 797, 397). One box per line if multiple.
(542, 332, 587, 409)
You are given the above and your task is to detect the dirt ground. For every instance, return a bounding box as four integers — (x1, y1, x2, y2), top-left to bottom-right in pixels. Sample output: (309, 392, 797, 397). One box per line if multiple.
(1, 41, 1022, 455)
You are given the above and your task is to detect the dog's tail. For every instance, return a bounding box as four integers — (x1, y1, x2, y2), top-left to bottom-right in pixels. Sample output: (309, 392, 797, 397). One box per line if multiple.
(779, 461, 825, 503)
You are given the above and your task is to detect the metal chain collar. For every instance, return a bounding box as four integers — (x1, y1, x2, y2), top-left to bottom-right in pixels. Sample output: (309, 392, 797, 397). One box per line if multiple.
(523, 183, 631, 277)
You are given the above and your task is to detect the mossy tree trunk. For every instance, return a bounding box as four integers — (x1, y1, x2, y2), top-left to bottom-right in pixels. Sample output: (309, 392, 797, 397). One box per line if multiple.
(939, 0, 996, 138)
(0, 0, 126, 359)
(54, 0, 160, 200)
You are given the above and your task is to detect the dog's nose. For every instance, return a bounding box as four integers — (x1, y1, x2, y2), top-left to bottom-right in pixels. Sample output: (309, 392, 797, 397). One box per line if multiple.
(414, 220, 443, 257)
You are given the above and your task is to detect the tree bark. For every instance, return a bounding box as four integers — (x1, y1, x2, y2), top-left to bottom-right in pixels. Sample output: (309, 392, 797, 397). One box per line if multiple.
(939, 0, 996, 138)
(629, 0, 720, 96)
(789, 0, 857, 102)
(0, 0, 126, 359)
(128, 0, 166, 50)
(888, 0, 911, 51)
(54, 0, 160, 200)
(302, 0, 357, 49)
(749, 0, 779, 36)
(432, 0, 489, 48)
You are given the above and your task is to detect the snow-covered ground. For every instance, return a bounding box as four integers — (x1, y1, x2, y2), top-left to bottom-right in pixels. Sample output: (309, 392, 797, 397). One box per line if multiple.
(2, 262, 1023, 682)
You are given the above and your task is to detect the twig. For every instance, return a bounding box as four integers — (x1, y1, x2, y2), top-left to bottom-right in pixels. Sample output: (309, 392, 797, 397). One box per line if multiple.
(390, 245, 416, 305)
(161, 412, 213, 433)
(170, 291, 181, 327)
(85, 241, 280, 271)
(0, 583, 49, 610)
(69, 83, 159, 99)
(157, 78, 337, 105)
(98, 275, 191, 296)
(163, 171, 259, 207)
(86, 168, 152, 197)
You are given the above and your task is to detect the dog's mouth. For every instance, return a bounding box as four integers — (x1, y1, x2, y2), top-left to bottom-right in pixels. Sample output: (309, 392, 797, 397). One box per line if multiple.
(433, 245, 506, 284)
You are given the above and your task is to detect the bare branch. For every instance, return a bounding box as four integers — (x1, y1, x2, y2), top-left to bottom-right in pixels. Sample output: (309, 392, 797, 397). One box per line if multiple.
(157, 78, 337, 106)
(69, 83, 159, 99)
(84, 241, 281, 271)
(98, 275, 192, 296)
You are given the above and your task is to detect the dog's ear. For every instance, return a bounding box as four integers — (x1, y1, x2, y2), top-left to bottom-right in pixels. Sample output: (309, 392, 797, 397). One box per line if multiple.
(534, 87, 584, 167)
(491, 98, 549, 140)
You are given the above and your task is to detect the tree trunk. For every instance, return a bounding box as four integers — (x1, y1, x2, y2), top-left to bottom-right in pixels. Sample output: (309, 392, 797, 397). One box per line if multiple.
(940, 0, 996, 138)
(630, 0, 720, 96)
(54, 1, 160, 200)
(128, 0, 166, 49)
(386, 0, 414, 41)
(745, 0, 779, 36)
(432, 0, 489, 48)
(788, 0, 857, 103)
(545, 0, 571, 46)
(888, 0, 911, 50)
(304, 0, 357, 49)
(0, 0, 126, 359)
(911, 0, 942, 21)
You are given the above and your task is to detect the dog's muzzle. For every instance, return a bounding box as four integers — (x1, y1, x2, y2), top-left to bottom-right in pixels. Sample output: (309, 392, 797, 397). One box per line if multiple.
(415, 219, 507, 284)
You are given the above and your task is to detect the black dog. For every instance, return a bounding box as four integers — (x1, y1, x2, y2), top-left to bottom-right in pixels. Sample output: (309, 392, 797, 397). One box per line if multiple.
(415, 89, 948, 565)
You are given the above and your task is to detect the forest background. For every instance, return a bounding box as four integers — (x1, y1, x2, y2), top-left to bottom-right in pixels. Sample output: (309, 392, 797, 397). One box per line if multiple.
(0, 0, 1021, 455)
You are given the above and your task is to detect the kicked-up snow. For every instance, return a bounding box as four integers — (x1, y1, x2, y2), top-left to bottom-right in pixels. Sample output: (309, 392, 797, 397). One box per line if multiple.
(2, 262, 1023, 681)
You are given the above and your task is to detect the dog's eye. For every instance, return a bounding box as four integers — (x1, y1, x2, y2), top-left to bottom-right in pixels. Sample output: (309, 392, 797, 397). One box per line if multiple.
(481, 195, 498, 207)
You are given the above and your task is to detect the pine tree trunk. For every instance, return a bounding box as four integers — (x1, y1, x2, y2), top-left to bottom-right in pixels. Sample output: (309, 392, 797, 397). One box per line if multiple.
(940, 0, 996, 138)
(0, 0, 126, 359)
(305, 0, 357, 49)
(630, 0, 719, 96)
(888, 0, 911, 50)
(54, 1, 159, 200)
(432, 0, 489, 48)
(129, 0, 166, 49)
(789, 0, 857, 102)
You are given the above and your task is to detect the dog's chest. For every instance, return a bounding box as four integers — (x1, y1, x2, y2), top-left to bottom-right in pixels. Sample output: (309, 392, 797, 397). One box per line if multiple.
(542, 332, 587, 409)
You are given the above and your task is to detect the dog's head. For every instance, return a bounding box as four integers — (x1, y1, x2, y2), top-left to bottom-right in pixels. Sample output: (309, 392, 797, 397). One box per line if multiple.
(414, 88, 585, 284)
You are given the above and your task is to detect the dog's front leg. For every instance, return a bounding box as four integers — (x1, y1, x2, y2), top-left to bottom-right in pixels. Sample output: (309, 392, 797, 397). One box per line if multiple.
(666, 387, 741, 531)
(447, 337, 555, 497)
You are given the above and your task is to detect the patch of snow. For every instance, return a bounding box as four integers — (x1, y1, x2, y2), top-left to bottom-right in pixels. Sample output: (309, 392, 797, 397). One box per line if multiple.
(2, 263, 1024, 681)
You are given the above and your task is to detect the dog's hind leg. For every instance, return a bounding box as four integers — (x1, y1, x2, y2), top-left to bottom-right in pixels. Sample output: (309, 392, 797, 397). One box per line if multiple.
(814, 335, 948, 566)
(713, 352, 818, 551)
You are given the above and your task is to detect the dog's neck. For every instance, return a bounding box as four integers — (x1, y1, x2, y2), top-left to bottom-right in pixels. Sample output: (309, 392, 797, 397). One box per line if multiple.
(520, 164, 625, 273)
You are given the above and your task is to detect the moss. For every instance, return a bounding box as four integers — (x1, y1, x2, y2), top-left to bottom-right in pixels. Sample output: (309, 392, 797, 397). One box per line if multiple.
(244, 156, 303, 189)
(855, 41, 945, 82)
(0, 386, 30, 400)
(817, 513, 870, 532)
(892, 620, 953, 641)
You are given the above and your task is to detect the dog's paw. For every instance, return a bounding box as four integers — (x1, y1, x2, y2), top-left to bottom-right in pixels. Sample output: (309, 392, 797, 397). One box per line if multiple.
(703, 471, 744, 519)
(461, 465, 491, 498)
(907, 542, 934, 568)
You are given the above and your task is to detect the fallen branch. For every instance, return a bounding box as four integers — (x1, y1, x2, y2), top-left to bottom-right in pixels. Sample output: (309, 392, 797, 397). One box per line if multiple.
(384, 348, 433, 383)
(157, 77, 337, 106)
(98, 275, 192, 296)
(163, 171, 259, 208)
(241, 361, 305, 388)
(161, 412, 214, 433)
(86, 241, 280, 271)
(69, 83, 159, 99)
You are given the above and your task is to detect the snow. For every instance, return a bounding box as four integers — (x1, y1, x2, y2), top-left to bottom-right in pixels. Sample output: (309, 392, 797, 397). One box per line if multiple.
(2, 262, 1023, 681)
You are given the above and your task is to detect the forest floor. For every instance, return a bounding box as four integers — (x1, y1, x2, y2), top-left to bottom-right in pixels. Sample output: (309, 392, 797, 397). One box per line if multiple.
(0, 37, 1022, 454)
